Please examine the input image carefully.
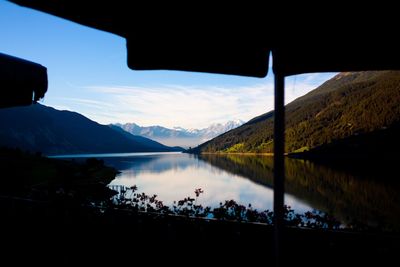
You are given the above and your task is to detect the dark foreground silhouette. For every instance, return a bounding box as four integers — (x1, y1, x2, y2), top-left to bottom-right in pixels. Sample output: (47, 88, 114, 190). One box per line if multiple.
(0, 148, 398, 266)
(3, 197, 398, 266)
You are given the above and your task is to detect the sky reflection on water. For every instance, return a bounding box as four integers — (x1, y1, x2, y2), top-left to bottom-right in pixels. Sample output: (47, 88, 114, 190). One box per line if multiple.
(107, 153, 311, 212)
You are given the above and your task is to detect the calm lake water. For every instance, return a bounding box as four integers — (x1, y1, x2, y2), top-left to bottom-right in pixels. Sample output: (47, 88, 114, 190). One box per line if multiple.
(51, 152, 400, 228)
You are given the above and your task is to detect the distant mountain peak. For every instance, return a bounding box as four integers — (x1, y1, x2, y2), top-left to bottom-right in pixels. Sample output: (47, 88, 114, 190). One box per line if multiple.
(173, 126, 186, 132)
(112, 120, 244, 148)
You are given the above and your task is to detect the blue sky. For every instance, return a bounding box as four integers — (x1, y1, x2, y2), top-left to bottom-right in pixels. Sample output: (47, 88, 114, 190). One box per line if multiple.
(1, 1, 336, 129)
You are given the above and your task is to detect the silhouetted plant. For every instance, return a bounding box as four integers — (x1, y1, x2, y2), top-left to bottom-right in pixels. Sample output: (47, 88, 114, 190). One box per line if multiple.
(110, 185, 344, 230)
(284, 206, 304, 227)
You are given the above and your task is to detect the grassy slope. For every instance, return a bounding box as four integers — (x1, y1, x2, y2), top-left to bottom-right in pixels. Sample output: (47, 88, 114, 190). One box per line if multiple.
(191, 71, 400, 153)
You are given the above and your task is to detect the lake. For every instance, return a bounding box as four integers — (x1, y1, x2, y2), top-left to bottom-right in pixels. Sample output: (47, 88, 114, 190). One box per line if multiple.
(51, 152, 400, 229)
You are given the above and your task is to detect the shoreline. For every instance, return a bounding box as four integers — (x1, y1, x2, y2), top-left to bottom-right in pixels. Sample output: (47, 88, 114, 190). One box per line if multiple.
(199, 152, 279, 156)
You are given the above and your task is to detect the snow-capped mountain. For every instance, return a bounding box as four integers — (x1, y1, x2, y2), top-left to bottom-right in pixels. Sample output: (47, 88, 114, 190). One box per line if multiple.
(198, 120, 245, 139)
(112, 120, 244, 148)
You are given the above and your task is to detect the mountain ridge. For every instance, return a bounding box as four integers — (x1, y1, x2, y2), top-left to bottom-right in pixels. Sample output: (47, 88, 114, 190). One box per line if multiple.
(112, 120, 244, 148)
(0, 104, 182, 155)
(190, 71, 400, 154)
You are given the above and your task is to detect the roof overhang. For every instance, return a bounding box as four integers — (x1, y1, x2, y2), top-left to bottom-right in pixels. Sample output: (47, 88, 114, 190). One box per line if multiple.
(0, 53, 48, 108)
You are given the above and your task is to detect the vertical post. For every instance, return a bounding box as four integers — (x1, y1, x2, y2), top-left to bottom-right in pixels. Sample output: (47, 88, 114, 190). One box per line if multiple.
(274, 73, 285, 267)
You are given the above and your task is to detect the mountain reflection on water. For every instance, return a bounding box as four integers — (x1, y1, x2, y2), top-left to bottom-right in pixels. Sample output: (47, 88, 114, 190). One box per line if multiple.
(107, 153, 311, 214)
(199, 154, 400, 229)
(84, 152, 400, 229)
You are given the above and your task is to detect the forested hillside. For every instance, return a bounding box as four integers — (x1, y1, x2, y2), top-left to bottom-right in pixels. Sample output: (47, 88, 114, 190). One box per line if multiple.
(191, 71, 400, 153)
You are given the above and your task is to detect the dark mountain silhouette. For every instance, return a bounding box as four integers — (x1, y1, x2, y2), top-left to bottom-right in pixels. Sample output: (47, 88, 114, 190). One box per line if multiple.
(191, 71, 400, 154)
(0, 104, 183, 155)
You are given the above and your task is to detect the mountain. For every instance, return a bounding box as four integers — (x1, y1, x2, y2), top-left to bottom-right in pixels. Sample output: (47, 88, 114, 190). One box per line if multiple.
(191, 71, 400, 154)
(112, 120, 243, 148)
(0, 104, 183, 155)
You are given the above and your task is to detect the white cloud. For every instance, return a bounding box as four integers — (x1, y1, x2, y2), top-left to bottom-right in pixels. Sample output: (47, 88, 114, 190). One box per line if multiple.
(48, 72, 336, 129)
(58, 97, 114, 108)
(84, 84, 275, 128)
